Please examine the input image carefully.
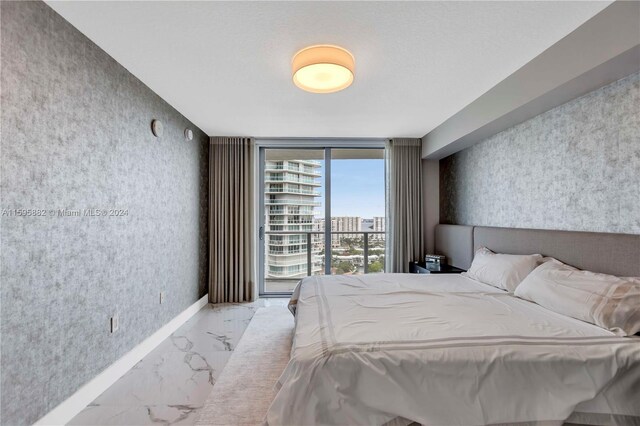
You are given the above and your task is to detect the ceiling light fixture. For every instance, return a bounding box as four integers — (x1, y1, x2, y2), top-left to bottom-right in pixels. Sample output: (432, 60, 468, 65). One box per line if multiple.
(292, 45, 355, 94)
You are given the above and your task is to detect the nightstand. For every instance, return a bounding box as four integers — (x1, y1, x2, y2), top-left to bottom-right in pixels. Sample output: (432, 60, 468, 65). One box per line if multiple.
(409, 261, 466, 274)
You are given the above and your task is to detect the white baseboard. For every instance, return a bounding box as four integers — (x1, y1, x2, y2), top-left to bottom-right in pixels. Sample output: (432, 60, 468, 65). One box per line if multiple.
(35, 294, 209, 426)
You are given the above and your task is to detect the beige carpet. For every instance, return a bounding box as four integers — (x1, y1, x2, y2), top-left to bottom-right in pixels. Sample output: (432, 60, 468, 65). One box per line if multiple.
(196, 307, 294, 426)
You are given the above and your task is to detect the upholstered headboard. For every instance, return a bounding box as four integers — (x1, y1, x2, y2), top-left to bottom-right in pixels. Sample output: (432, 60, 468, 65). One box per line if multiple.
(435, 224, 474, 269)
(435, 224, 640, 276)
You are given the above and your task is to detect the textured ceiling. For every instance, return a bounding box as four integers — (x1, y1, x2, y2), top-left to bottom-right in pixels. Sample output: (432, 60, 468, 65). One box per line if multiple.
(47, 1, 611, 138)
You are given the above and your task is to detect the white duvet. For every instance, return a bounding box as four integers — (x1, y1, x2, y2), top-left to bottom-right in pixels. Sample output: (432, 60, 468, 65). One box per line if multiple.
(267, 273, 640, 426)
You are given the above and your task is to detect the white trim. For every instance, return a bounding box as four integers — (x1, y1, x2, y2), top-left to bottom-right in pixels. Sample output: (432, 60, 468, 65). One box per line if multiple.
(34, 295, 209, 426)
(256, 138, 387, 149)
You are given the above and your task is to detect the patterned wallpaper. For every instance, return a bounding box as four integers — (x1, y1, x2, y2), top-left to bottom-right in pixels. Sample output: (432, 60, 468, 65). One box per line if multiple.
(0, 2, 209, 424)
(440, 71, 640, 235)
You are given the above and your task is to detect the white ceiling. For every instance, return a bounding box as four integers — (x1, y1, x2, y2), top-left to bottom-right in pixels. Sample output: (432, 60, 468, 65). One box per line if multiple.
(47, 1, 611, 138)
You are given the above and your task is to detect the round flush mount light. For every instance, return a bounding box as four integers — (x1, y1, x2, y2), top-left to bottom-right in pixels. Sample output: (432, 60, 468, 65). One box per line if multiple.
(292, 45, 355, 94)
(184, 128, 194, 141)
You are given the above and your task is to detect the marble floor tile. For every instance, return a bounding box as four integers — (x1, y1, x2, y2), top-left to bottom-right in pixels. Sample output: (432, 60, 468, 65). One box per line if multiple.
(89, 350, 226, 407)
(259, 298, 289, 308)
(68, 404, 202, 425)
(163, 305, 258, 352)
(69, 299, 289, 425)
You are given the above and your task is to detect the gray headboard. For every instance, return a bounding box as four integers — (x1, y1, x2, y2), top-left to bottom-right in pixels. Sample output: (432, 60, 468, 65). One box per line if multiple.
(435, 224, 640, 276)
(435, 224, 474, 270)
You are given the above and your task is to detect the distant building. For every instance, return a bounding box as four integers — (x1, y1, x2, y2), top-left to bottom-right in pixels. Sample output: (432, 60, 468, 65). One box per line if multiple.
(332, 216, 362, 246)
(313, 216, 363, 247)
(264, 160, 322, 279)
(361, 218, 374, 231)
(373, 216, 385, 240)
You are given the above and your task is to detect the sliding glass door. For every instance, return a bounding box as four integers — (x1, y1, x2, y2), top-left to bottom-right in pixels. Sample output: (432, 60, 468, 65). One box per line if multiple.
(258, 146, 385, 296)
(330, 149, 386, 275)
(259, 148, 326, 294)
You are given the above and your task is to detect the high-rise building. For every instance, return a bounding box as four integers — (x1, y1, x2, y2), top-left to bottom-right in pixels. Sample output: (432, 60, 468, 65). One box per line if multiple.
(373, 216, 385, 240)
(264, 160, 322, 279)
(332, 216, 362, 246)
(313, 216, 363, 247)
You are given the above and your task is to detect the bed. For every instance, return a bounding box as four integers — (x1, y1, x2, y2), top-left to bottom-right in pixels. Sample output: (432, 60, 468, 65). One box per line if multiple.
(266, 226, 640, 426)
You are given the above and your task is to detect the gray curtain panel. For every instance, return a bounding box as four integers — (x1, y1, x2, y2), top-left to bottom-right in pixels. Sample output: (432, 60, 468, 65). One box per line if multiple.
(386, 138, 424, 272)
(209, 137, 255, 303)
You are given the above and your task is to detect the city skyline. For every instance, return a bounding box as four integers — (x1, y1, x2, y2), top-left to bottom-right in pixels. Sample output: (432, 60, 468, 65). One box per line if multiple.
(263, 155, 386, 291)
(314, 159, 386, 218)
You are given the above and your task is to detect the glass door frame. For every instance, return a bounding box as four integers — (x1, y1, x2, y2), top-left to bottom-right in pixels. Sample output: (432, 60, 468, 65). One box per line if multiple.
(256, 139, 386, 297)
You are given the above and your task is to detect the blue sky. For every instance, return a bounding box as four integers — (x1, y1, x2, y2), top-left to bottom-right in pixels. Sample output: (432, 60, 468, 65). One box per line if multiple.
(316, 159, 385, 218)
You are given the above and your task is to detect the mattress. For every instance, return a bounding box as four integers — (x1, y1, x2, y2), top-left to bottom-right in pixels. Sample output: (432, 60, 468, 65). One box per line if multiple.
(267, 273, 640, 426)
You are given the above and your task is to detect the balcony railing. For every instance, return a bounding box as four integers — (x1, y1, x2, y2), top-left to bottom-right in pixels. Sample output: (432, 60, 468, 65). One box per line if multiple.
(265, 199, 321, 206)
(268, 219, 313, 225)
(264, 187, 321, 196)
(265, 164, 321, 176)
(268, 207, 315, 213)
(268, 225, 314, 232)
(265, 175, 320, 186)
(264, 231, 385, 277)
(269, 251, 309, 257)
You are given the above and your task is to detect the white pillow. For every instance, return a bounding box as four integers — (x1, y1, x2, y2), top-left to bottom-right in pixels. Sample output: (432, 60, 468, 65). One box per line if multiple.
(462, 247, 543, 292)
(514, 259, 640, 336)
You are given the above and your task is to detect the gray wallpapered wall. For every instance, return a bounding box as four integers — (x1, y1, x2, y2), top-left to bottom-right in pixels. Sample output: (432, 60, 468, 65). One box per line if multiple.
(440, 71, 640, 235)
(0, 2, 209, 424)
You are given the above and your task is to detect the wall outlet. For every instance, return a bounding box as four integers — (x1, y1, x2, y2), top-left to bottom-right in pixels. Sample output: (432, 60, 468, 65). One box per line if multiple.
(160, 291, 165, 304)
(110, 315, 119, 333)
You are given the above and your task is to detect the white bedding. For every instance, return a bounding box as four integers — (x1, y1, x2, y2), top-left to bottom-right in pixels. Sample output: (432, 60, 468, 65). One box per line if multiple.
(267, 273, 640, 426)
